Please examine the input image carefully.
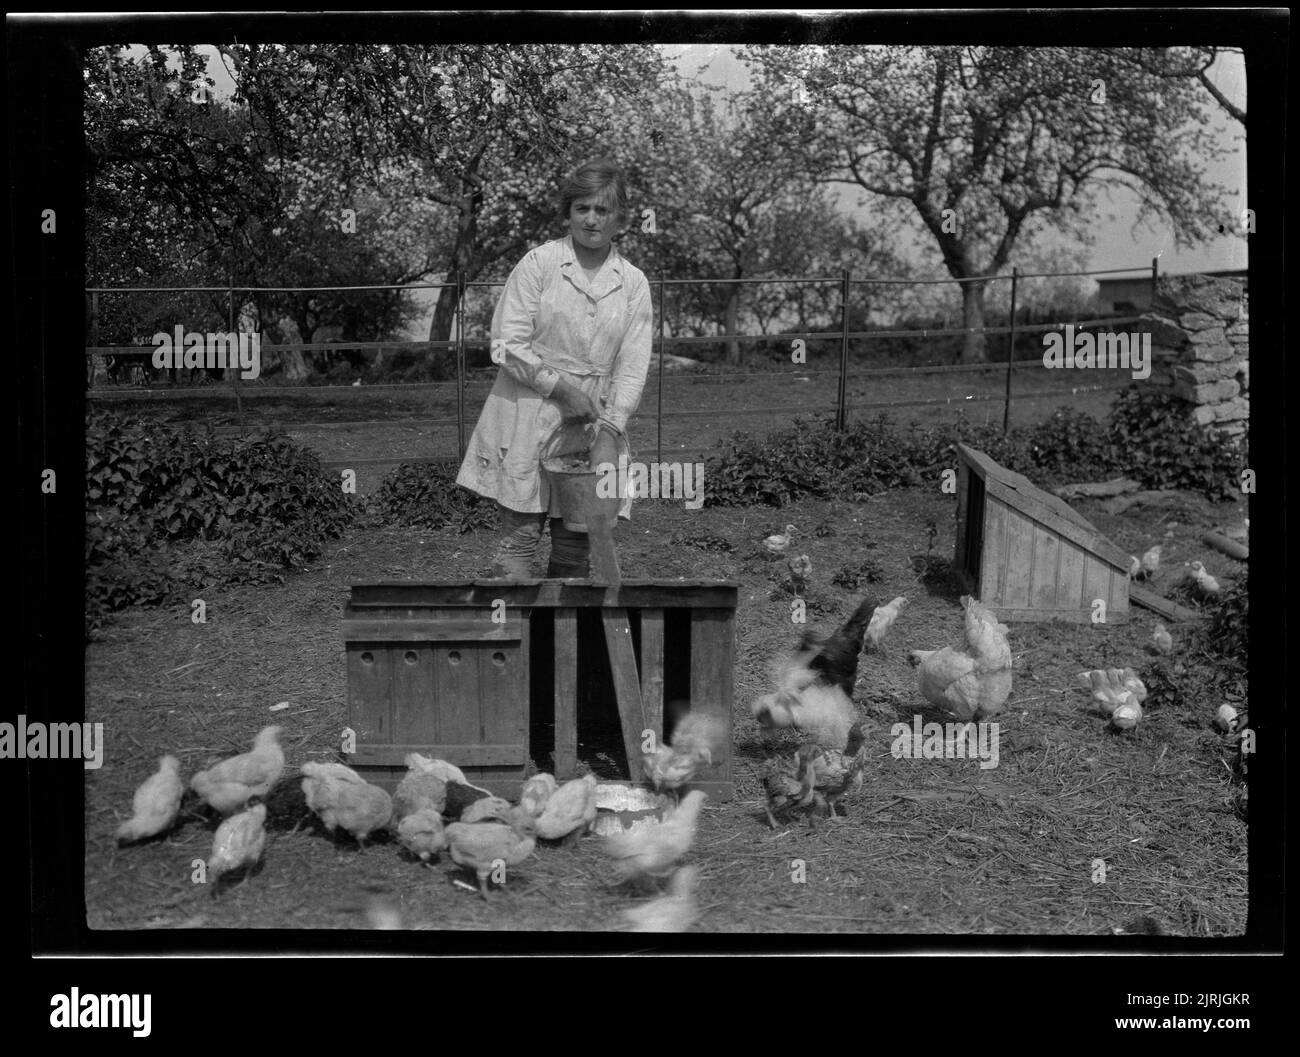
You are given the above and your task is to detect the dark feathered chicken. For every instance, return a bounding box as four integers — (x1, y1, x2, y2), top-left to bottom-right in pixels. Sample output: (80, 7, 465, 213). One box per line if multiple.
(796, 594, 880, 697)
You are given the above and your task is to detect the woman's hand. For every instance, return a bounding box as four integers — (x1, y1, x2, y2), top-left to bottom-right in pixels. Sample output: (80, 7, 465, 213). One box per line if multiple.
(551, 379, 601, 422)
(589, 425, 618, 474)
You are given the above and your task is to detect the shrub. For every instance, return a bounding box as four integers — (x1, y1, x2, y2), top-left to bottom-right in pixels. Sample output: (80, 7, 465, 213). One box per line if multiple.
(371, 461, 498, 533)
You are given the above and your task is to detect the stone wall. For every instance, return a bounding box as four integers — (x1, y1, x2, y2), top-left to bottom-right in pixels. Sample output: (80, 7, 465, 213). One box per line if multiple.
(1140, 274, 1248, 439)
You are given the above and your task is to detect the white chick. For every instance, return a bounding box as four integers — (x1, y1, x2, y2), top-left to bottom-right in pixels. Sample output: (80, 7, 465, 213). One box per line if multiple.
(405, 753, 469, 786)
(763, 524, 797, 555)
(392, 754, 448, 819)
(1151, 623, 1173, 654)
(460, 795, 515, 824)
(535, 773, 599, 841)
(1213, 704, 1241, 734)
(1118, 667, 1148, 703)
(787, 554, 813, 592)
(299, 761, 367, 812)
(1127, 555, 1141, 580)
(622, 865, 699, 933)
(1186, 560, 1221, 597)
(396, 807, 447, 862)
(604, 790, 707, 883)
(1078, 669, 1135, 717)
(300, 762, 392, 847)
(444, 812, 537, 900)
(116, 754, 184, 843)
(208, 801, 267, 883)
(865, 595, 908, 649)
(190, 726, 284, 815)
(1138, 545, 1162, 580)
(519, 773, 558, 818)
(642, 712, 724, 797)
(1110, 700, 1143, 731)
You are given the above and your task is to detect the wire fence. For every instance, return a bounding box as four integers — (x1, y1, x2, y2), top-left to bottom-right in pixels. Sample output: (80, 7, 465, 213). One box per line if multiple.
(85, 259, 1162, 469)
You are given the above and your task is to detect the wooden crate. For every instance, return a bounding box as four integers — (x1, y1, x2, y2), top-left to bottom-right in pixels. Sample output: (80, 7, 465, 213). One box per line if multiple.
(343, 580, 737, 800)
(954, 444, 1131, 623)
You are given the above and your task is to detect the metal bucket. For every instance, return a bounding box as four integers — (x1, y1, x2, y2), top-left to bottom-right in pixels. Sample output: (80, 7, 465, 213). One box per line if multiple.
(542, 454, 599, 532)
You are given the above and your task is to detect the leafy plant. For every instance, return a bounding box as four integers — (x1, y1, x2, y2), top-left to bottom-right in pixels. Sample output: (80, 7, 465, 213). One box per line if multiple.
(371, 461, 499, 533)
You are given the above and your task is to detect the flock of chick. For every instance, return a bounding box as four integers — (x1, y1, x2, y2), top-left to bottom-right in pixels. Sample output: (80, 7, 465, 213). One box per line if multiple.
(114, 720, 724, 932)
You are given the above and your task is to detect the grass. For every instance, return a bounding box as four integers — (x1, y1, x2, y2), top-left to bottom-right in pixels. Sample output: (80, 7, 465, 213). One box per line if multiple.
(85, 481, 1248, 936)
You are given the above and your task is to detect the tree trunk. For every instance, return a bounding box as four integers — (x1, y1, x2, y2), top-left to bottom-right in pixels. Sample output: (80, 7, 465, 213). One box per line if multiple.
(960, 280, 988, 363)
(427, 176, 484, 372)
(723, 282, 742, 366)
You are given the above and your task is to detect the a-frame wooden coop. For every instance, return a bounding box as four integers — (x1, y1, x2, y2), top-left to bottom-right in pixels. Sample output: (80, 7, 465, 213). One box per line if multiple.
(342, 580, 737, 800)
(954, 443, 1132, 623)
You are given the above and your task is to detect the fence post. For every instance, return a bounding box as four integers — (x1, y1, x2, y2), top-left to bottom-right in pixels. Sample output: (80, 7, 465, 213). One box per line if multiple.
(656, 272, 665, 466)
(1150, 255, 1160, 310)
(456, 270, 466, 463)
(1003, 267, 1019, 434)
(229, 281, 245, 437)
(88, 290, 99, 388)
(836, 268, 850, 431)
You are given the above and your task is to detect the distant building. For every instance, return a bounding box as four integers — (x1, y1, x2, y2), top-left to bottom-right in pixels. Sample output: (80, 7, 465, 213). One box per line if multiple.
(1096, 269, 1248, 315)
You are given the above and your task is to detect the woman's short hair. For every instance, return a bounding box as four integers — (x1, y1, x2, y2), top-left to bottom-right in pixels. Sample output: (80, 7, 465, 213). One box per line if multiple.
(557, 158, 629, 226)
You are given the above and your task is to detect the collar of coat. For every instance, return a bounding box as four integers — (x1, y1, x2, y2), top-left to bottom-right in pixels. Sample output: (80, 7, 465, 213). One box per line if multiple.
(558, 234, 625, 297)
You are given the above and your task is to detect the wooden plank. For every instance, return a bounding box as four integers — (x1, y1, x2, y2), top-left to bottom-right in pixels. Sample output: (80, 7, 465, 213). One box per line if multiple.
(982, 473, 1131, 571)
(432, 642, 482, 778)
(993, 607, 1129, 624)
(603, 609, 648, 779)
(342, 617, 521, 642)
(1002, 509, 1035, 609)
(347, 580, 739, 610)
(1057, 539, 1087, 611)
(689, 608, 735, 796)
(351, 743, 528, 766)
(953, 460, 971, 570)
(639, 609, 665, 744)
(980, 496, 1008, 603)
(1030, 525, 1060, 611)
(476, 625, 528, 788)
(1082, 553, 1112, 616)
(553, 608, 579, 778)
(582, 483, 622, 585)
(346, 644, 394, 745)
(390, 644, 437, 746)
(1130, 584, 1205, 622)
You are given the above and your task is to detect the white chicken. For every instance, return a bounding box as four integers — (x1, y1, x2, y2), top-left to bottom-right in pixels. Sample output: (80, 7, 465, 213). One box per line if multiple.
(1127, 555, 1141, 580)
(621, 865, 699, 933)
(444, 811, 537, 900)
(643, 711, 724, 797)
(1078, 668, 1136, 717)
(604, 790, 707, 883)
(392, 756, 448, 820)
(396, 807, 447, 862)
(519, 773, 558, 818)
(535, 772, 599, 841)
(460, 795, 515, 824)
(1110, 700, 1143, 731)
(752, 679, 858, 750)
(1186, 560, 1221, 597)
(865, 596, 908, 650)
(190, 726, 284, 815)
(300, 762, 393, 847)
(116, 754, 184, 843)
(908, 596, 1012, 721)
(763, 524, 797, 555)
(208, 801, 267, 883)
(1151, 623, 1173, 655)
(1138, 545, 1162, 580)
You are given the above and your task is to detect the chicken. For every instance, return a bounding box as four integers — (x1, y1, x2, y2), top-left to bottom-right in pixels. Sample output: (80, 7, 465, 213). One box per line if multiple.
(1213, 704, 1243, 734)
(762, 744, 822, 829)
(604, 790, 707, 883)
(444, 811, 537, 900)
(787, 554, 813, 593)
(208, 801, 267, 883)
(116, 754, 184, 843)
(1137, 545, 1162, 580)
(1110, 700, 1143, 731)
(460, 795, 515, 824)
(763, 524, 797, 555)
(300, 762, 392, 847)
(1078, 668, 1137, 717)
(392, 754, 447, 819)
(444, 780, 501, 821)
(643, 711, 724, 796)
(1151, 623, 1173, 654)
(1127, 555, 1141, 580)
(865, 595, 908, 650)
(535, 773, 599, 841)
(752, 680, 858, 750)
(405, 753, 468, 786)
(807, 722, 868, 818)
(1186, 560, 1221, 597)
(518, 773, 558, 818)
(908, 596, 1012, 721)
(396, 807, 447, 862)
(190, 726, 284, 815)
(795, 593, 879, 696)
(1119, 668, 1148, 703)
(622, 865, 699, 933)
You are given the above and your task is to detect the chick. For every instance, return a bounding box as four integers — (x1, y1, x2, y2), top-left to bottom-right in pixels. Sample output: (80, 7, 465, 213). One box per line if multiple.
(396, 807, 447, 863)
(1110, 700, 1143, 731)
(519, 773, 558, 818)
(604, 790, 707, 883)
(622, 865, 699, 933)
(208, 801, 267, 884)
(535, 773, 599, 841)
(116, 754, 184, 843)
(190, 726, 284, 815)
(1186, 560, 1221, 597)
(909, 596, 1012, 721)
(460, 795, 515, 824)
(762, 744, 821, 829)
(1127, 555, 1141, 580)
(787, 554, 813, 593)
(1138, 545, 1162, 580)
(1078, 668, 1136, 717)
(444, 811, 537, 900)
(752, 680, 858, 750)
(865, 595, 908, 650)
(642, 711, 724, 798)
(300, 762, 392, 847)
(763, 524, 797, 556)
(392, 753, 448, 819)
(1118, 667, 1148, 704)
(1151, 623, 1173, 655)
(807, 722, 868, 819)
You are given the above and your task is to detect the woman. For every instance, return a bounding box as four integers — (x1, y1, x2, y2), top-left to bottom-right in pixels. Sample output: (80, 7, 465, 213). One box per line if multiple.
(456, 158, 653, 578)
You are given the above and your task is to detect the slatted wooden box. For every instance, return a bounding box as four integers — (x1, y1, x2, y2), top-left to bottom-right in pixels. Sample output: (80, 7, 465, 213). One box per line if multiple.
(954, 443, 1131, 623)
(343, 580, 737, 800)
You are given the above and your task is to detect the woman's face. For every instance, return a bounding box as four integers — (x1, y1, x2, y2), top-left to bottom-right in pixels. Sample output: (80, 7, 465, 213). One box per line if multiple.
(568, 191, 619, 255)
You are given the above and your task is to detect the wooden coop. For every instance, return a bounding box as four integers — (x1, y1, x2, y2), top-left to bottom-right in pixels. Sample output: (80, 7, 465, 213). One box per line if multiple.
(953, 444, 1132, 623)
(342, 580, 737, 800)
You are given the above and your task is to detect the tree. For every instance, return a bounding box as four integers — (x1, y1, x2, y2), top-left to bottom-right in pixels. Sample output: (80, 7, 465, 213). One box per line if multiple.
(744, 45, 1236, 361)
